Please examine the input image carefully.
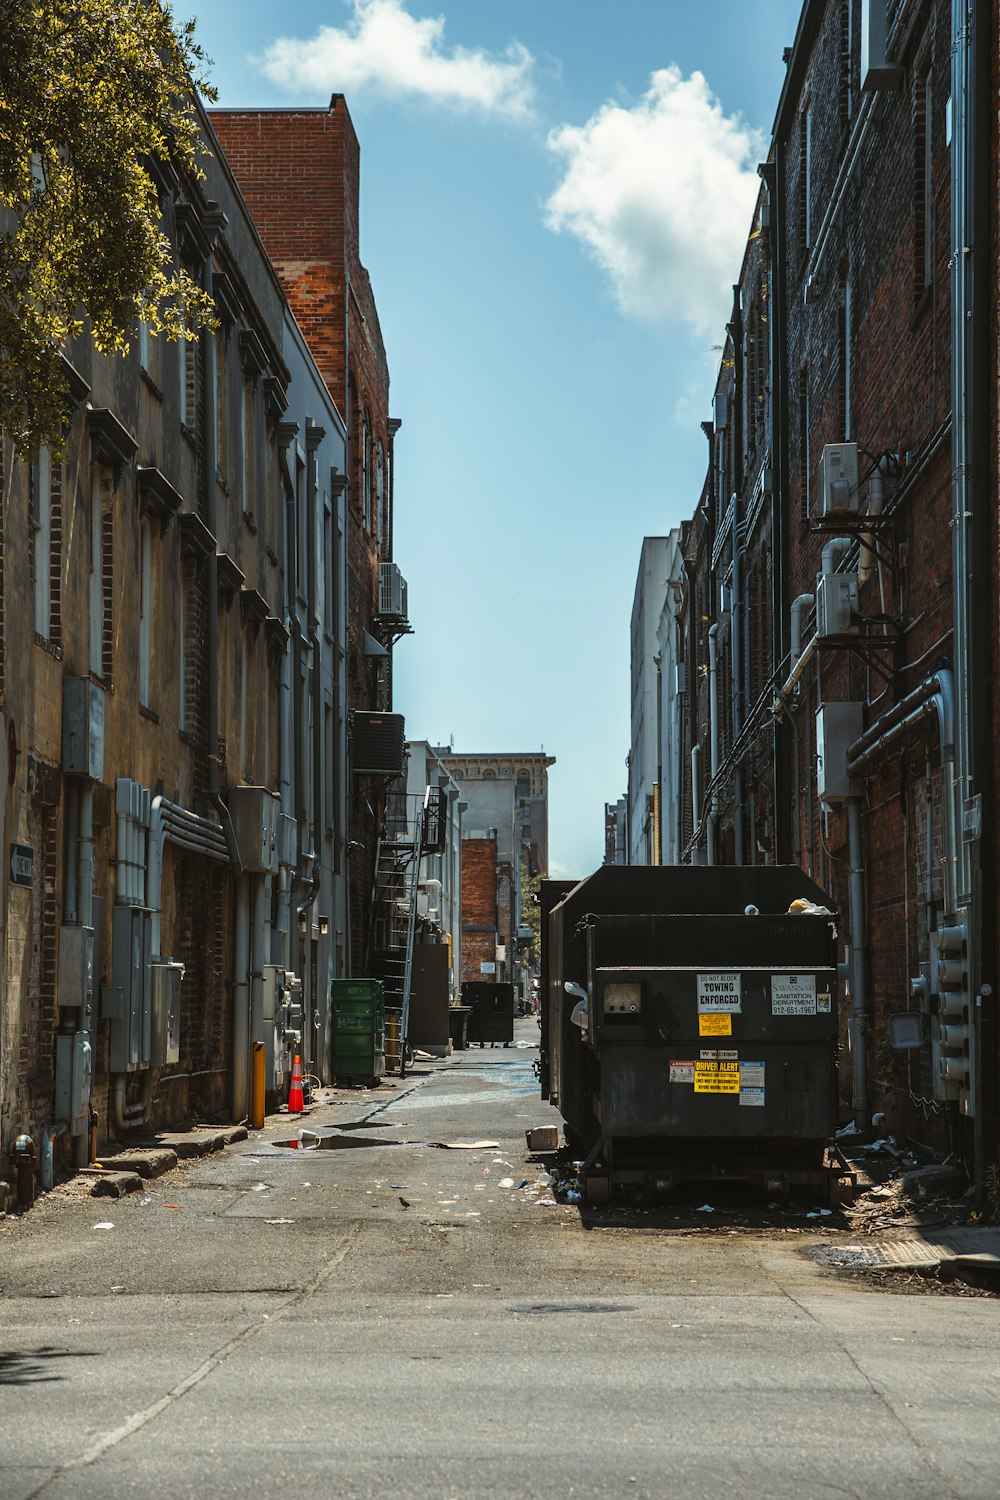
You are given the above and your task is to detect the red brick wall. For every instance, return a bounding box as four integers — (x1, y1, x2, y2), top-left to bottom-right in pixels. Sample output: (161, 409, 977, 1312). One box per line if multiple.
(460, 838, 498, 983)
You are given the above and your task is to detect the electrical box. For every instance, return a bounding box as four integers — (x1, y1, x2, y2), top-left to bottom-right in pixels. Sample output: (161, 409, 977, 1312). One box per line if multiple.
(109, 904, 152, 1071)
(815, 703, 864, 802)
(62, 677, 105, 779)
(228, 787, 279, 873)
(818, 443, 859, 516)
(149, 961, 184, 1066)
(58, 926, 94, 1013)
(55, 1031, 93, 1136)
(816, 572, 859, 637)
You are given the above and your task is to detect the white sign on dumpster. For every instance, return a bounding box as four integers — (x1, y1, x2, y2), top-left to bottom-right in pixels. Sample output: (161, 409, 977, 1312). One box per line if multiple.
(697, 973, 742, 1013)
(771, 973, 817, 1015)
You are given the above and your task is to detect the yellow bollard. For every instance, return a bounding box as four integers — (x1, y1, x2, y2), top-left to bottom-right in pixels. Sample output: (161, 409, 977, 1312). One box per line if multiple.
(251, 1042, 266, 1130)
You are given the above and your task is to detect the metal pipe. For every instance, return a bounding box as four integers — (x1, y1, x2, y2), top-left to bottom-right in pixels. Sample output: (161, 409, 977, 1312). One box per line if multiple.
(847, 670, 957, 915)
(112, 1072, 152, 1132)
(708, 625, 719, 779)
(250, 875, 267, 1051)
(789, 593, 813, 669)
(821, 536, 851, 576)
(858, 471, 883, 589)
(846, 797, 868, 1122)
(232, 881, 251, 1122)
(40, 1121, 69, 1191)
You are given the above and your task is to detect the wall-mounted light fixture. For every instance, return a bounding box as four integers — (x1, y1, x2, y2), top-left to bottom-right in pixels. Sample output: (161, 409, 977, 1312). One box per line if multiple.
(318, 915, 330, 936)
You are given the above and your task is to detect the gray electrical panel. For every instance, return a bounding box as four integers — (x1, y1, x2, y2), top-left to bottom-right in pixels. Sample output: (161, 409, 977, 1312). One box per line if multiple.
(55, 1031, 93, 1135)
(149, 961, 184, 1066)
(228, 787, 280, 873)
(58, 925, 94, 1012)
(62, 677, 105, 779)
(815, 703, 864, 802)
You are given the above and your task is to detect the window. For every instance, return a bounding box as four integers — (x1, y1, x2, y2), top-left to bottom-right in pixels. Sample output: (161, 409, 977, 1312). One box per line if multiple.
(838, 272, 852, 440)
(839, 0, 854, 133)
(914, 65, 933, 293)
(323, 493, 332, 633)
(240, 637, 249, 776)
(179, 328, 189, 429)
(89, 466, 104, 674)
(215, 329, 228, 479)
(139, 519, 152, 705)
(361, 414, 371, 530)
(31, 447, 52, 638)
(375, 441, 385, 551)
(138, 317, 159, 384)
(799, 366, 811, 519)
(178, 569, 187, 731)
(799, 100, 812, 255)
(241, 376, 254, 514)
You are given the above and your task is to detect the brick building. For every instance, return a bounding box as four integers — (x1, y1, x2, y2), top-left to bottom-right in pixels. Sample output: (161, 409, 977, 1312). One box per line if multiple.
(460, 837, 500, 986)
(210, 98, 411, 975)
(0, 98, 353, 1187)
(668, 0, 997, 1186)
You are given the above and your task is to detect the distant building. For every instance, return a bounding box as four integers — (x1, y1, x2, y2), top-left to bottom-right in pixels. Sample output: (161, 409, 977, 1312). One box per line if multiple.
(436, 750, 554, 998)
(628, 537, 671, 864)
(604, 798, 627, 866)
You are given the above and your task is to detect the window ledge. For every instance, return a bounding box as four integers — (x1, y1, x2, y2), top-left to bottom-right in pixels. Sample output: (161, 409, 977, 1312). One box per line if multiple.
(139, 703, 159, 724)
(33, 633, 62, 660)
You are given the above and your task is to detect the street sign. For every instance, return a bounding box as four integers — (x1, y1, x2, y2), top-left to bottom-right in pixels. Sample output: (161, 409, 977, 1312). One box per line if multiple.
(9, 843, 33, 888)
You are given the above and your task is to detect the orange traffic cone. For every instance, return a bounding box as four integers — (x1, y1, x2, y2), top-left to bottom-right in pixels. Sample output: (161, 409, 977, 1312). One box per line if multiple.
(287, 1055, 304, 1114)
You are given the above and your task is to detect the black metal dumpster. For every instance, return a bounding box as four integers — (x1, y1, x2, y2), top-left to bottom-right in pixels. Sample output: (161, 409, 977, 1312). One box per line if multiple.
(540, 866, 845, 1201)
(463, 981, 515, 1047)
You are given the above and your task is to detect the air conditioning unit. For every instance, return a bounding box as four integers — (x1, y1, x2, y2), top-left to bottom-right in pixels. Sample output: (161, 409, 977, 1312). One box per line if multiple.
(816, 571, 859, 637)
(378, 561, 408, 620)
(818, 443, 859, 516)
(352, 712, 406, 774)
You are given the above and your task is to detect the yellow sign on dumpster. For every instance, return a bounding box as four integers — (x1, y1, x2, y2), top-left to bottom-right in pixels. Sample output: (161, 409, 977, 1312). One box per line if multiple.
(694, 1059, 740, 1094)
(699, 1012, 732, 1036)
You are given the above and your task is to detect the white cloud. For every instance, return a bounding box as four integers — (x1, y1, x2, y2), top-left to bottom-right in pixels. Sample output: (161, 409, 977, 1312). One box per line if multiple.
(258, 0, 536, 121)
(545, 67, 766, 340)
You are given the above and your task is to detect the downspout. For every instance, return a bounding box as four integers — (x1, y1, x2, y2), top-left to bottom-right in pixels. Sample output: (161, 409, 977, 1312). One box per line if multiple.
(968, 0, 994, 1206)
(75, 782, 95, 1166)
(201, 221, 241, 876)
(232, 882, 251, 1121)
(759, 156, 790, 862)
(731, 522, 746, 863)
(690, 744, 701, 862)
(707, 624, 719, 865)
(846, 796, 868, 1122)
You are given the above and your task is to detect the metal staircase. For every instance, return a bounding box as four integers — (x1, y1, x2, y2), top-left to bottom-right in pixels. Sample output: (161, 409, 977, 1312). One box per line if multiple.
(371, 811, 422, 1076)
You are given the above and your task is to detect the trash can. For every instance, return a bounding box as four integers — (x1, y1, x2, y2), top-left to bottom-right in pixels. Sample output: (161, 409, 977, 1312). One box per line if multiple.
(448, 1005, 471, 1051)
(462, 982, 515, 1047)
(331, 979, 385, 1085)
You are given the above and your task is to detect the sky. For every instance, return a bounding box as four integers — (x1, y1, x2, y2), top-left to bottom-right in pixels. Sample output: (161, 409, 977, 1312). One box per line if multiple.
(192, 0, 805, 879)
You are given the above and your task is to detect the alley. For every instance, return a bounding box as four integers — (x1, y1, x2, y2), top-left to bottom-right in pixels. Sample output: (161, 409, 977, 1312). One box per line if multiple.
(1, 1020, 999, 1499)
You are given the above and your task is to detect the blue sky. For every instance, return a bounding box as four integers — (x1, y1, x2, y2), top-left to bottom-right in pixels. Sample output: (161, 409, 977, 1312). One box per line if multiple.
(193, 0, 804, 878)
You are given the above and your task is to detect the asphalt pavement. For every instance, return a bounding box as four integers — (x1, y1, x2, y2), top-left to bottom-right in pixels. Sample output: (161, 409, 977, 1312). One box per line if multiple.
(2, 1019, 1000, 1499)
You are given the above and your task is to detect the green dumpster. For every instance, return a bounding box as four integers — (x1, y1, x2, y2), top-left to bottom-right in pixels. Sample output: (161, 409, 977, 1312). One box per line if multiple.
(331, 979, 385, 1085)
